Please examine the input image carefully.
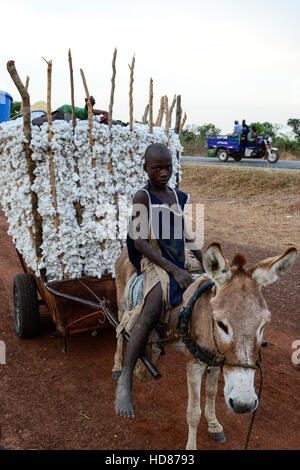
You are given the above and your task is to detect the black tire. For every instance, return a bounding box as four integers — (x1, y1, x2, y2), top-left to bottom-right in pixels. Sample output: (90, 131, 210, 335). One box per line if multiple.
(217, 148, 229, 162)
(233, 154, 242, 162)
(12, 274, 40, 338)
(267, 150, 279, 163)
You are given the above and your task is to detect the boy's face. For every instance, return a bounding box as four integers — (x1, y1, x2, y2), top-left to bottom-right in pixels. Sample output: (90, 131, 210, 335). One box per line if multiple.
(144, 154, 173, 188)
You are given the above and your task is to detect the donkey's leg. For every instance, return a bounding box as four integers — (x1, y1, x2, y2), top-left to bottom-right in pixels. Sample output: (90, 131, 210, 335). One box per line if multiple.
(186, 359, 206, 450)
(204, 367, 226, 443)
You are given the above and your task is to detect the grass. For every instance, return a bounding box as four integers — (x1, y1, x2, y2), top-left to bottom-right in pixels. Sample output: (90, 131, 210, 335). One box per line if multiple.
(181, 165, 300, 199)
(180, 164, 300, 250)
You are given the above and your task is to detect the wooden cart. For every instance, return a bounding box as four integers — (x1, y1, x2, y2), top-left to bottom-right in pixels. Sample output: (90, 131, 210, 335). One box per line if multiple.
(12, 249, 161, 380)
(5, 57, 174, 382)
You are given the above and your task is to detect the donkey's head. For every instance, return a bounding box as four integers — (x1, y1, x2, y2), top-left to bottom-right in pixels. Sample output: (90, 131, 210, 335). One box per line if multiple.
(203, 243, 297, 414)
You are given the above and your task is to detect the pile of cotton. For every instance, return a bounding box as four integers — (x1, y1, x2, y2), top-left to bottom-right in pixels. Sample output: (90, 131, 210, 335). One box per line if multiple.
(0, 118, 182, 281)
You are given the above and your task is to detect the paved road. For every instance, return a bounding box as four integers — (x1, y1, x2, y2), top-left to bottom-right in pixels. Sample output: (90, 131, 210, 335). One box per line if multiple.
(181, 156, 300, 171)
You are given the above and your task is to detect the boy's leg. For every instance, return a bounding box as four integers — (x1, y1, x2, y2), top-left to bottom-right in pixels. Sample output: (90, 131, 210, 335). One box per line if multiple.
(115, 282, 163, 418)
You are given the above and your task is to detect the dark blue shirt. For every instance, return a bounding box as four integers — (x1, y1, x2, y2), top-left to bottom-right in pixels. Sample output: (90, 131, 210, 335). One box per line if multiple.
(127, 184, 189, 307)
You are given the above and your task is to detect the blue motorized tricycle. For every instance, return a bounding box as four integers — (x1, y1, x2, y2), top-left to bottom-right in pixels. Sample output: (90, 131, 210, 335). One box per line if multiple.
(207, 134, 279, 163)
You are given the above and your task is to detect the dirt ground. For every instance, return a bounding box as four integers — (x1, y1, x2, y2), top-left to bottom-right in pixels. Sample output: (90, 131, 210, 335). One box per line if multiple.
(0, 168, 299, 450)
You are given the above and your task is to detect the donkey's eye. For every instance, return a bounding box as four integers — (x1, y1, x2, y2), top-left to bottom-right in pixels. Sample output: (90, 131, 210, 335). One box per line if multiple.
(217, 321, 228, 334)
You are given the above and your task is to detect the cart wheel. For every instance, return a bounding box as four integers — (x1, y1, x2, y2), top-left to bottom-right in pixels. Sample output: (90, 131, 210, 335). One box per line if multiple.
(217, 149, 229, 162)
(12, 274, 40, 338)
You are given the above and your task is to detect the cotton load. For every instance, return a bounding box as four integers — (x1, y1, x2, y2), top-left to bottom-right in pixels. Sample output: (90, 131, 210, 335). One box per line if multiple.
(0, 118, 182, 281)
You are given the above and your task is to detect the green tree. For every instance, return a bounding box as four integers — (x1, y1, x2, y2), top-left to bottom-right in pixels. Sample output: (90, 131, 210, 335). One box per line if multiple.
(197, 123, 221, 138)
(186, 123, 221, 139)
(181, 131, 195, 143)
(249, 121, 281, 138)
(287, 118, 300, 141)
(10, 101, 21, 118)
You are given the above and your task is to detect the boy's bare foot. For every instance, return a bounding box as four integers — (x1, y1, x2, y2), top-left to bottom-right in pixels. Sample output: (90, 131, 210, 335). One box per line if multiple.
(115, 375, 135, 418)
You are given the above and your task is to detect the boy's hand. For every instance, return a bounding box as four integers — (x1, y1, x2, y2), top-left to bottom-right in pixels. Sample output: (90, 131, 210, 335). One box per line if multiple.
(171, 267, 194, 290)
(85, 96, 95, 107)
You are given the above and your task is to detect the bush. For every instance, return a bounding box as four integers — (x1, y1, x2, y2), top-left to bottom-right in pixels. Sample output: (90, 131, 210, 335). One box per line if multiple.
(274, 134, 300, 154)
(180, 123, 221, 155)
(10, 101, 21, 118)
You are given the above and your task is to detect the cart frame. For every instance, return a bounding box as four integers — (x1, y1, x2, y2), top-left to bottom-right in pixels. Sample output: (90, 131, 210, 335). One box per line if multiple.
(13, 249, 161, 380)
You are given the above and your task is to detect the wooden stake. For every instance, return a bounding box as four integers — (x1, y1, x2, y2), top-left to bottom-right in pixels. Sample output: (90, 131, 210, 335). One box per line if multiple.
(43, 57, 66, 278)
(108, 48, 118, 179)
(142, 104, 149, 124)
(149, 78, 153, 134)
(174, 95, 182, 134)
(20, 76, 29, 114)
(174, 95, 182, 189)
(180, 112, 187, 133)
(155, 96, 164, 127)
(129, 55, 135, 131)
(68, 49, 82, 226)
(80, 68, 94, 147)
(42, 58, 53, 139)
(97, 48, 119, 250)
(168, 94, 176, 128)
(68, 49, 76, 129)
(94, 48, 124, 246)
(6, 61, 43, 262)
(108, 48, 117, 129)
(128, 54, 136, 184)
(164, 95, 169, 144)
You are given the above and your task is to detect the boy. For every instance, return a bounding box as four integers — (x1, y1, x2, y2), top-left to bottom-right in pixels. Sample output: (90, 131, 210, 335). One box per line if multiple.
(115, 143, 203, 418)
(32, 96, 108, 126)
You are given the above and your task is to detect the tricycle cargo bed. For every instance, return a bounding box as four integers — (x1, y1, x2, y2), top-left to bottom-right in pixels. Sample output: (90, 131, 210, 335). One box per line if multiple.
(207, 134, 239, 150)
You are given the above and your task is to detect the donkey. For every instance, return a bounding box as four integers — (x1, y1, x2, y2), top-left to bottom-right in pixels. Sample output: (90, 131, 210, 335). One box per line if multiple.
(171, 242, 297, 449)
(114, 242, 297, 450)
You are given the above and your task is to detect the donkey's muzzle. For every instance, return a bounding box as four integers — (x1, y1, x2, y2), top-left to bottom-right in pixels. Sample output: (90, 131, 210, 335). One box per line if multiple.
(229, 398, 258, 414)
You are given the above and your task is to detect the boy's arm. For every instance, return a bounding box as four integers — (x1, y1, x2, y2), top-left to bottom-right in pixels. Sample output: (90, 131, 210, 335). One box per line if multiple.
(85, 96, 108, 116)
(131, 191, 193, 290)
(188, 247, 203, 266)
(93, 109, 108, 116)
(185, 234, 203, 265)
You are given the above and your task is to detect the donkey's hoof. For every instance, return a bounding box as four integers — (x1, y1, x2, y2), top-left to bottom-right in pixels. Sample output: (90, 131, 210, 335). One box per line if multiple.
(112, 371, 122, 381)
(209, 431, 226, 443)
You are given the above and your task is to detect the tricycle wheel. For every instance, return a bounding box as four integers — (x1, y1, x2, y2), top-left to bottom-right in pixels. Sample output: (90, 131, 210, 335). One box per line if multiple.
(217, 149, 229, 162)
(12, 273, 40, 338)
(233, 154, 242, 162)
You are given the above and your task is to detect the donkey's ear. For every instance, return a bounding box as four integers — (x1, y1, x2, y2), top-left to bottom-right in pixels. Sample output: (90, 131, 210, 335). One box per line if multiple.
(248, 247, 297, 288)
(203, 242, 232, 287)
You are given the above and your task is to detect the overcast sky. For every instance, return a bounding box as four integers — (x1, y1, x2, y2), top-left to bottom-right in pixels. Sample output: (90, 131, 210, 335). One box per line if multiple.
(1, 0, 300, 133)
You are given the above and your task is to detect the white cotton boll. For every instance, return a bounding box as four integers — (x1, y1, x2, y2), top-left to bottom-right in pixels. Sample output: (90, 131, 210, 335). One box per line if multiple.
(0, 120, 181, 280)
